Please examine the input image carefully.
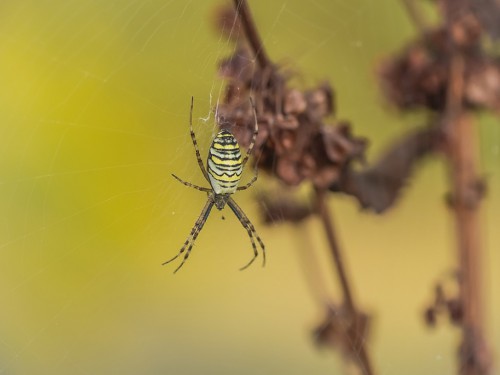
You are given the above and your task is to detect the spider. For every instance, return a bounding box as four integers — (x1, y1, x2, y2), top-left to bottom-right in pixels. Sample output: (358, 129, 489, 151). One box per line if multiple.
(163, 97, 265, 273)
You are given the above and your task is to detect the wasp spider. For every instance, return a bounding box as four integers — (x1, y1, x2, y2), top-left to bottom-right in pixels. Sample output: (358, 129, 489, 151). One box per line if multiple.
(164, 97, 265, 273)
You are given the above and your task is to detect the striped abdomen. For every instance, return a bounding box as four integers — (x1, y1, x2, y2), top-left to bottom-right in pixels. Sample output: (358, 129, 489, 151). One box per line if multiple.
(207, 130, 243, 195)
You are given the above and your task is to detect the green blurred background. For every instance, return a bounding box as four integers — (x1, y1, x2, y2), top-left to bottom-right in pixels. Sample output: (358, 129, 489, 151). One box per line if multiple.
(0, 1, 498, 374)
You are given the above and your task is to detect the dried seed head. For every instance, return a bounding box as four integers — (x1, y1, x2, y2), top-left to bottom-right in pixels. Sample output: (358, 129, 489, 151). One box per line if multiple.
(212, 2, 367, 227)
(379, 7, 500, 113)
(215, 41, 366, 189)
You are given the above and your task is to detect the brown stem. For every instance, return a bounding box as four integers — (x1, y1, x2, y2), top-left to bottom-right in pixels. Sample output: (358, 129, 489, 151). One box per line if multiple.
(315, 188, 355, 312)
(233, 0, 272, 69)
(444, 55, 491, 375)
(315, 188, 375, 375)
(448, 113, 491, 375)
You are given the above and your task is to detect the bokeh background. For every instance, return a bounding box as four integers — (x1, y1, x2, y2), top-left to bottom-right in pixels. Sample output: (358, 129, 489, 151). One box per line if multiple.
(0, 1, 498, 374)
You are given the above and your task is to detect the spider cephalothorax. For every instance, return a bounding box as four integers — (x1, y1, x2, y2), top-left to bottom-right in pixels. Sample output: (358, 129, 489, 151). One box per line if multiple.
(164, 97, 265, 273)
(211, 193, 231, 210)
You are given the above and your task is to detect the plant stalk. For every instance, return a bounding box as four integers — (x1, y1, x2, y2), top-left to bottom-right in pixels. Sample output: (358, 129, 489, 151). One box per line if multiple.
(315, 188, 375, 375)
(444, 54, 491, 375)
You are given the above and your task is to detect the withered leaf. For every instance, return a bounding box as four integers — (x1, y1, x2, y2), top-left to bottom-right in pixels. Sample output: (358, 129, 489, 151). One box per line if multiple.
(331, 126, 441, 213)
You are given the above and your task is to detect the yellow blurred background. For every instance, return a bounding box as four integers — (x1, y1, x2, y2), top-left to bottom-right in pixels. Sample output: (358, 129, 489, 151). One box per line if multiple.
(0, 1, 498, 374)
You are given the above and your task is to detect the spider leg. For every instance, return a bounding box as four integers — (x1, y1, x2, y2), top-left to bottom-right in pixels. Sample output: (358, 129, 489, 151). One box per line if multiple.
(237, 168, 258, 191)
(227, 197, 266, 269)
(240, 97, 258, 170)
(247, 217, 266, 267)
(171, 174, 211, 192)
(238, 228, 258, 271)
(189, 97, 210, 182)
(163, 200, 214, 273)
(173, 226, 204, 273)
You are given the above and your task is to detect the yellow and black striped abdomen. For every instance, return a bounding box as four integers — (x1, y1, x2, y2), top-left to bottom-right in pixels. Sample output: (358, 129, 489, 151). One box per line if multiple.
(207, 130, 243, 194)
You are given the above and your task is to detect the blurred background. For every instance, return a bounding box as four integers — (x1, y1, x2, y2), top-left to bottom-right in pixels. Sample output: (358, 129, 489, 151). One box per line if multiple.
(0, 1, 498, 374)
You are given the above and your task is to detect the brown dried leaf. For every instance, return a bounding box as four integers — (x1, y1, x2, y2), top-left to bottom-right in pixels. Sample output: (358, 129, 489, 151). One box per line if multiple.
(331, 126, 441, 213)
(284, 89, 307, 115)
(314, 303, 371, 364)
(465, 59, 500, 110)
(305, 82, 335, 120)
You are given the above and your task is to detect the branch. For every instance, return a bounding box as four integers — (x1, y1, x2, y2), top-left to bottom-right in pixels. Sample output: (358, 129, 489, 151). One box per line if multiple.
(314, 188, 375, 375)
(233, 0, 272, 70)
(444, 53, 491, 375)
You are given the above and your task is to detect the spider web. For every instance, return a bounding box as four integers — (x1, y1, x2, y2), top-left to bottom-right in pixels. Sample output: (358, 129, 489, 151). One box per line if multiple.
(0, 1, 499, 374)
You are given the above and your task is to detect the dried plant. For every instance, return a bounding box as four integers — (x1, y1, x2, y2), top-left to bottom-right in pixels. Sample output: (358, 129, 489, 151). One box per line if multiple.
(210, 1, 496, 374)
(382, 1, 495, 374)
